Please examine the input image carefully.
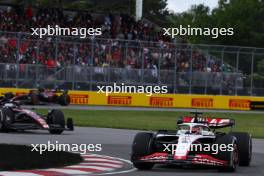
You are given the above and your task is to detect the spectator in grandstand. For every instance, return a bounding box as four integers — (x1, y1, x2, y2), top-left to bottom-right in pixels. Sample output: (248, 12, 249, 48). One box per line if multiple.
(0, 5, 225, 75)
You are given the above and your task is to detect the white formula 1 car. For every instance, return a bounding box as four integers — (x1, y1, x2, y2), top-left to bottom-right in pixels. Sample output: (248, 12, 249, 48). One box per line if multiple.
(131, 112, 252, 172)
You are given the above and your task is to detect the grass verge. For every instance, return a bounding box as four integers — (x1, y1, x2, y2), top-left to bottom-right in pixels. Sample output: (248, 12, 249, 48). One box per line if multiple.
(37, 109, 264, 139)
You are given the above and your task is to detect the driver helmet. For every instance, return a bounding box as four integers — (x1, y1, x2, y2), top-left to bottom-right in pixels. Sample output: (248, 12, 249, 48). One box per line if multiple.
(38, 87, 45, 93)
(191, 126, 201, 134)
(4, 103, 16, 108)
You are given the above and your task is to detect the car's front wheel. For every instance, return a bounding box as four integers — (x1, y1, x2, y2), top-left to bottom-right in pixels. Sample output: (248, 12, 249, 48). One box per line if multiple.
(59, 94, 71, 106)
(48, 110, 65, 134)
(215, 134, 239, 172)
(0, 109, 5, 131)
(0, 108, 14, 132)
(131, 132, 155, 170)
(229, 132, 252, 166)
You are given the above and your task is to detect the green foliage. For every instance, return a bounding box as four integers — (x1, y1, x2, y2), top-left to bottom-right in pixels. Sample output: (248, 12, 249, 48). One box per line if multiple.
(252, 74, 264, 88)
(143, 0, 170, 25)
(11, 0, 61, 7)
(64, 1, 94, 10)
(168, 4, 212, 43)
(257, 59, 264, 76)
(169, 0, 264, 47)
(8, 0, 170, 22)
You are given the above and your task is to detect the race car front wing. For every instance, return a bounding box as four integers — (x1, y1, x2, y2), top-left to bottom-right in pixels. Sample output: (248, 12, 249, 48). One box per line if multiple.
(6, 118, 74, 131)
(133, 152, 228, 167)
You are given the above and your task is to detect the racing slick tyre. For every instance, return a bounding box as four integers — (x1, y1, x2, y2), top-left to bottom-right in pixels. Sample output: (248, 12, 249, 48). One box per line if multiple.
(4, 92, 14, 99)
(58, 94, 70, 106)
(0, 108, 14, 132)
(48, 110, 65, 134)
(229, 132, 252, 166)
(30, 93, 39, 105)
(215, 134, 239, 172)
(131, 132, 155, 170)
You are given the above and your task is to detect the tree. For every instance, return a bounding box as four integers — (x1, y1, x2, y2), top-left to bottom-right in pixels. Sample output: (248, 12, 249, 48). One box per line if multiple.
(257, 59, 264, 76)
(143, 0, 170, 25)
(168, 4, 212, 43)
(211, 0, 264, 47)
(169, 0, 264, 47)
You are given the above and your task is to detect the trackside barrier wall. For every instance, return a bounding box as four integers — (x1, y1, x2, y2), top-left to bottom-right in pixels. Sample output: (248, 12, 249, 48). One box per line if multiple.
(0, 88, 264, 110)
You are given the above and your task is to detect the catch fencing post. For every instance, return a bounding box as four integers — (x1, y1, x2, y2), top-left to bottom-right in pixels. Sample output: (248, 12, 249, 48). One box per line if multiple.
(35, 39, 40, 87)
(250, 50, 255, 96)
(141, 47, 144, 83)
(158, 47, 162, 85)
(15, 32, 21, 88)
(204, 50, 209, 94)
(72, 42, 77, 90)
(189, 45, 193, 94)
(220, 48, 225, 95)
(235, 50, 240, 95)
(173, 49, 177, 93)
(55, 36, 58, 61)
(90, 38, 95, 90)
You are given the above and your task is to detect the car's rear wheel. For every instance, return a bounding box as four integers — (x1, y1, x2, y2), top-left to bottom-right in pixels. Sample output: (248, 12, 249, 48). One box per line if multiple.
(0, 108, 14, 132)
(4, 92, 14, 99)
(215, 134, 238, 172)
(59, 94, 71, 106)
(30, 93, 39, 105)
(0, 109, 5, 131)
(229, 132, 252, 166)
(131, 132, 155, 170)
(48, 110, 65, 134)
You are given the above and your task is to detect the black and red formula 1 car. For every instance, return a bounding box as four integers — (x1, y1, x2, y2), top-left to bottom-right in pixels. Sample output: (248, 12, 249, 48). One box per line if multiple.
(131, 112, 252, 172)
(0, 100, 74, 134)
(4, 88, 71, 106)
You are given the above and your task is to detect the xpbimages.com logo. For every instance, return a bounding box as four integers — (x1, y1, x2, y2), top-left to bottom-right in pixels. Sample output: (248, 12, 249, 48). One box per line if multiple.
(163, 25, 234, 39)
(31, 141, 102, 154)
(31, 25, 102, 38)
(97, 83, 168, 96)
(163, 143, 234, 155)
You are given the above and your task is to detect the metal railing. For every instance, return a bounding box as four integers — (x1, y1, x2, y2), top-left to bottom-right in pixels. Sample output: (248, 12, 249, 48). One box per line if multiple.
(0, 31, 264, 96)
(0, 63, 251, 95)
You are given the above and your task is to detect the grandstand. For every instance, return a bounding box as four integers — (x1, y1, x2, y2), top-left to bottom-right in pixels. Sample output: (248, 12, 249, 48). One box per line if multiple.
(0, 4, 264, 96)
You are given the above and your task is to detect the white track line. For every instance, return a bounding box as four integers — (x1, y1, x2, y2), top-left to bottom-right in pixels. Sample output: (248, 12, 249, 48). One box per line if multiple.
(83, 153, 137, 176)
(82, 155, 121, 160)
(44, 168, 91, 174)
(93, 168, 137, 176)
(67, 165, 113, 171)
(79, 162, 122, 168)
(84, 158, 123, 164)
(0, 172, 41, 176)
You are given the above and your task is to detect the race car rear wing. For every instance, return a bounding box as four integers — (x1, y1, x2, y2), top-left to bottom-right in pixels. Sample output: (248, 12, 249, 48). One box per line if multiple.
(178, 116, 235, 128)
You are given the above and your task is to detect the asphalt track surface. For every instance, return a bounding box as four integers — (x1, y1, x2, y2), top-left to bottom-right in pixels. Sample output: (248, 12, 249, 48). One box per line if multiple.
(1, 105, 264, 176)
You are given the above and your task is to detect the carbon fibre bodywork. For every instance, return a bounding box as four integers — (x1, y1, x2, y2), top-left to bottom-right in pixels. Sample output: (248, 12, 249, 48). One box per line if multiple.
(0, 102, 73, 133)
(131, 112, 251, 172)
